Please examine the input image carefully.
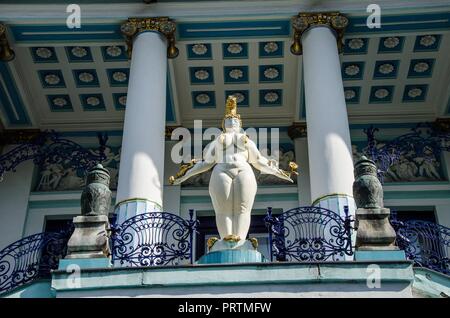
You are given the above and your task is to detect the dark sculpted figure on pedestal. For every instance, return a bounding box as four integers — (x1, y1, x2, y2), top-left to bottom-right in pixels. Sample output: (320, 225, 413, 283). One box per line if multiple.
(81, 164, 112, 216)
(353, 156, 397, 250)
(66, 164, 112, 259)
(353, 156, 384, 209)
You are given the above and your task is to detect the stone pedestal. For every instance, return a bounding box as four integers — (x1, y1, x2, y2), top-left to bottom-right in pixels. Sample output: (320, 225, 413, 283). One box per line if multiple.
(197, 250, 266, 264)
(197, 239, 266, 264)
(354, 250, 406, 261)
(352, 156, 405, 261)
(60, 164, 112, 269)
(353, 207, 406, 260)
(355, 208, 397, 251)
(65, 215, 110, 259)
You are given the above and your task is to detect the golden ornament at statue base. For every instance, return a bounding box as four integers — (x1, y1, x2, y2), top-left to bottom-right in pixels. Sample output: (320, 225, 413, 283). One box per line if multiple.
(207, 237, 219, 251)
(223, 234, 241, 243)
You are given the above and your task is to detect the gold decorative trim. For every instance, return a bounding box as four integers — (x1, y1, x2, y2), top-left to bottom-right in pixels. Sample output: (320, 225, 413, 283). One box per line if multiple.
(223, 234, 241, 243)
(278, 162, 299, 180)
(288, 122, 307, 139)
(290, 12, 349, 55)
(165, 125, 182, 139)
(169, 159, 199, 185)
(222, 95, 243, 131)
(289, 162, 299, 176)
(224, 95, 241, 121)
(312, 193, 354, 206)
(114, 197, 163, 210)
(248, 237, 258, 249)
(120, 17, 179, 59)
(0, 23, 15, 62)
(207, 237, 219, 250)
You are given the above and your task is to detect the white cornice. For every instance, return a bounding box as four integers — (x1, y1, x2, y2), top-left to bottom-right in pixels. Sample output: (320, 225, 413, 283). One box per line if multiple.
(0, 1, 449, 22)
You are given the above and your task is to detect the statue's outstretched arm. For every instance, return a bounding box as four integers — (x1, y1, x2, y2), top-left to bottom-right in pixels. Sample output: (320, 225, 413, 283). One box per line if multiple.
(247, 139, 296, 183)
(169, 141, 216, 185)
(169, 160, 215, 185)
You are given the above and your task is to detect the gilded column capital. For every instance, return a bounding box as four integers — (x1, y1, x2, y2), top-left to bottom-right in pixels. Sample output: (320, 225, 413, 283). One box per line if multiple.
(120, 17, 179, 59)
(165, 125, 182, 139)
(0, 23, 15, 62)
(288, 122, 307, 140)
(290, 12, 349, 55)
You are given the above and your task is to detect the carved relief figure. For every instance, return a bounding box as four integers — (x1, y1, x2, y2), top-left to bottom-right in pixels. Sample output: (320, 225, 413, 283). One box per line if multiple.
(58, 167, 84, 190)
(352, 143, 444, 183)
(37, 163, 64, 191)
(36, 146, 121, 191)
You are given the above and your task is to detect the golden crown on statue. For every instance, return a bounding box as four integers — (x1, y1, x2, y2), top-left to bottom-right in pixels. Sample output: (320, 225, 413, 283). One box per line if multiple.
(222, 95, 242, 130)
(224, 95, 240, 120)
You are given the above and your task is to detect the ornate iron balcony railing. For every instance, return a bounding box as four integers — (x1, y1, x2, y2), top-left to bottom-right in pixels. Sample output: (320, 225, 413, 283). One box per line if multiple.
(264, 206, 354, 262)
(0, 228, 72, 295)
(390, 216, 450, 275)
(111, 210, 199, 267)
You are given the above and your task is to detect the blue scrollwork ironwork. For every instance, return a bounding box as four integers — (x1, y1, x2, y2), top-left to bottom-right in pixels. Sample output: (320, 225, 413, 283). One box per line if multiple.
(264, 206, 353, 262)
(111, 210, 199, 267)
(0, 131, 108, 181)
(0, 227, 73, 295)
(390, 215, 450, 275)
(363, 123, 449, 183)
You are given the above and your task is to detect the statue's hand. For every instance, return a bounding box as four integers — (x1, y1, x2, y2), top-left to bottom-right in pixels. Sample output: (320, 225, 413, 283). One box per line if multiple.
(169, 159, 199, 185)
(169, 175, 185, 185)
(277, 162, 299, 183)
(169, 176, 177, 185)
(278, 169, 294, 183)
(289, 162, 299, 176)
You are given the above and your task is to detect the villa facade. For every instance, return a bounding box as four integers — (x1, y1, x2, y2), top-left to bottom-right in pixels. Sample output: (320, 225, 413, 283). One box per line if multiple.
(0, 0, 450, 298)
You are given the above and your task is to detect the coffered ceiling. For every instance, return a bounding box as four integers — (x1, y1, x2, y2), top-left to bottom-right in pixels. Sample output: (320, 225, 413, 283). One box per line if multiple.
(0, 5, 449, 131)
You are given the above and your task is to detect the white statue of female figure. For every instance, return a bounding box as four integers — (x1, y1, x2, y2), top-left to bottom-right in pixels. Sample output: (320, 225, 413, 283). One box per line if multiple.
(170, 96, 297, 243)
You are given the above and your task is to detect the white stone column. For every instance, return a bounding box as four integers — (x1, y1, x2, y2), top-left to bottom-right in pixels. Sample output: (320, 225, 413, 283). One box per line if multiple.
(288, 123, 311, 206)
(296, 13, 356, 217)
(115, 18, 177, 223)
